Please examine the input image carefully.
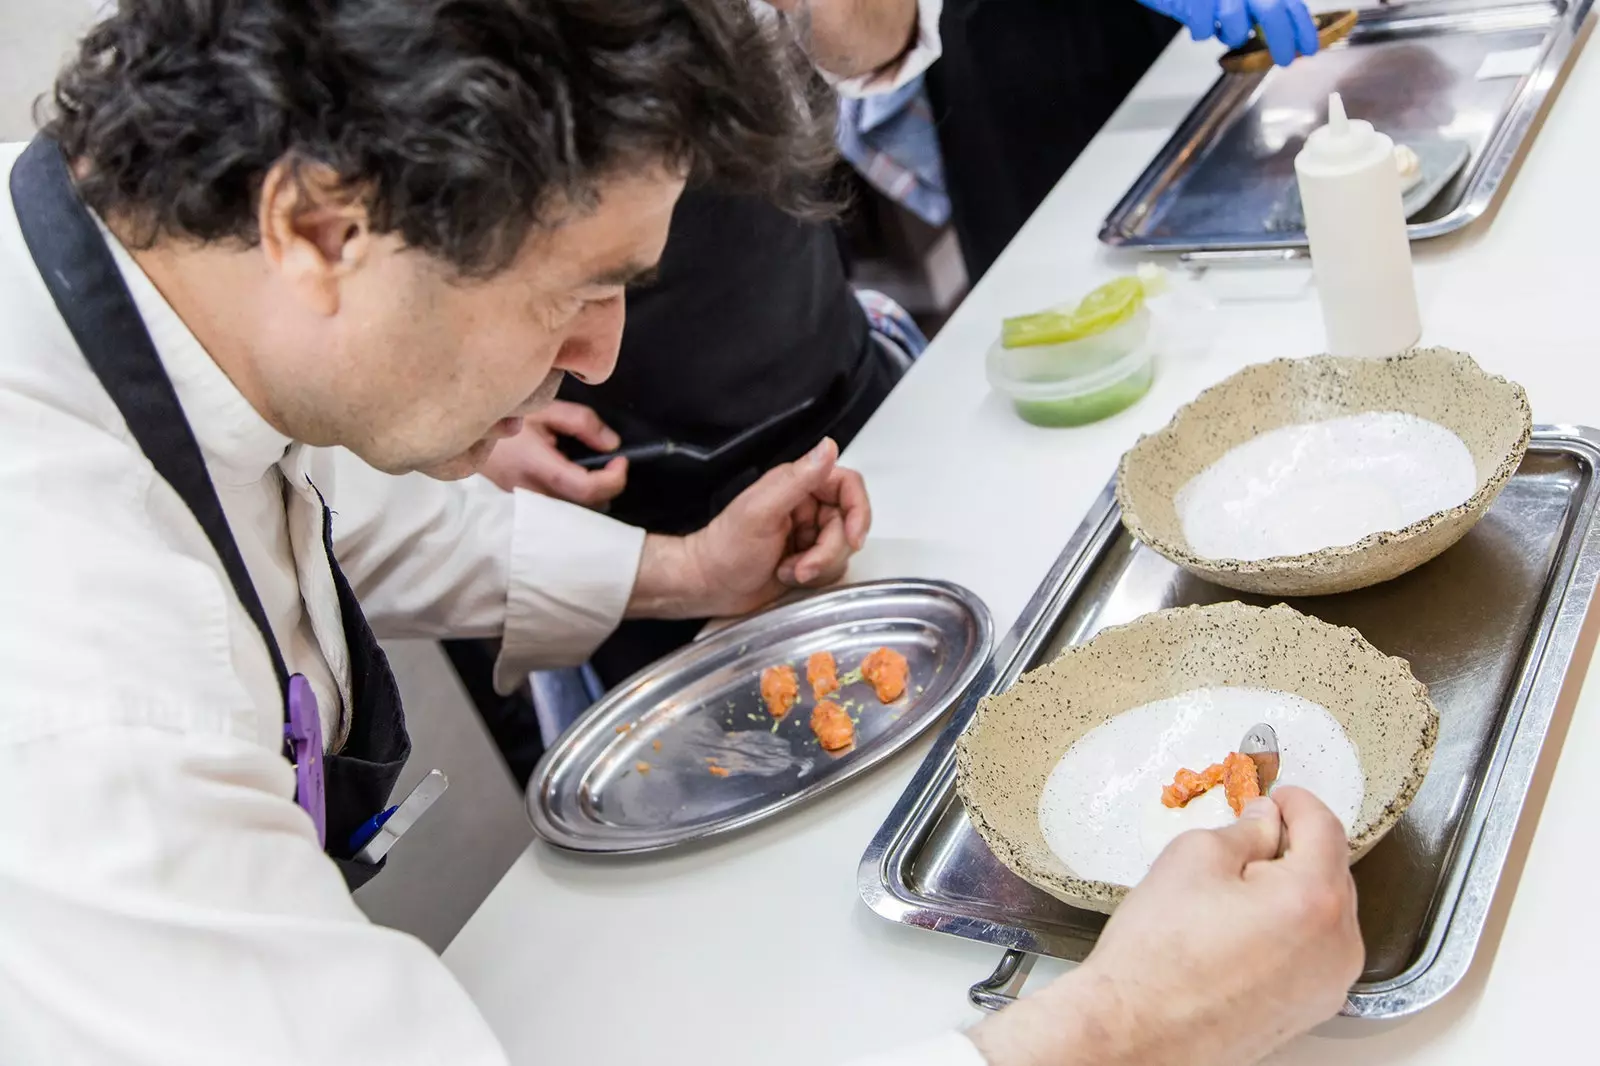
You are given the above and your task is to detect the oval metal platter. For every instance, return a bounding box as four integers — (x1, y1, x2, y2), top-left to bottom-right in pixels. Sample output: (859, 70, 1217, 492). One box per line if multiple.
(528, 579, 993, 854)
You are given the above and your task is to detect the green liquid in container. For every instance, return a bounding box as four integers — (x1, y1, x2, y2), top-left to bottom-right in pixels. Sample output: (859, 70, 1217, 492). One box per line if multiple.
(1010, 359, 1155, 427)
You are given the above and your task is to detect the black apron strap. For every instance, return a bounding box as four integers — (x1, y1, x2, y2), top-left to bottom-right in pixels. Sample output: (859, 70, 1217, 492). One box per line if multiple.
(9, 137, 291, 699)
(12, 136, 416, 890)
(306, 482, 413, 877)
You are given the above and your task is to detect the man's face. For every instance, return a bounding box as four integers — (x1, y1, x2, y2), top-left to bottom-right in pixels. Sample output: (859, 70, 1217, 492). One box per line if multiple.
(260, 167, 683, 478)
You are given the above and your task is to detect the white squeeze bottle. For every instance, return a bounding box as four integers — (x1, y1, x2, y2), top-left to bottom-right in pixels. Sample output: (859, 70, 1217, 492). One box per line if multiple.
(1294, 92, 1421, 358)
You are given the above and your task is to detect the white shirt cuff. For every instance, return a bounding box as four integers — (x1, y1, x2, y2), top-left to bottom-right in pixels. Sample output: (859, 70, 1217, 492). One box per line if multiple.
(841, 1032, 987, 1066)
(493, 490, 645, 691)
(823, 0, 944, 98)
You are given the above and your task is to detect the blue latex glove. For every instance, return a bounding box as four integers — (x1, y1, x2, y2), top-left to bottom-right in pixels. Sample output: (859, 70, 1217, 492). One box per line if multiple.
(1139, 0, 1320, 68)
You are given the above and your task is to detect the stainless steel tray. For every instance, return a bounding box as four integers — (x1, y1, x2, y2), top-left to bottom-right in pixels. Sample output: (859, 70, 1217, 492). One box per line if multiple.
(1099, 0, 1593, 252)
(859, 428, 1600, 1020)
(528, 579, 992, 854)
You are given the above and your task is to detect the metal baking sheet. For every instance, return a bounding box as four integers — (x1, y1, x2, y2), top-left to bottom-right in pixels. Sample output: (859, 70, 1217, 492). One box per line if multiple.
(859, 429, 1600, 1019)
(528, 580, 992, 854)
(1099, 0, 1593, 252)
(1266, 136, 1473, 231)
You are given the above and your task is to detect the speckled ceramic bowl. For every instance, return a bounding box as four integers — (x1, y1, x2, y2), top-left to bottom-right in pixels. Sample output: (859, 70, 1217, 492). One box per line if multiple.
(955, 601, 1437, 913)
(1117, 347, 1531, 596)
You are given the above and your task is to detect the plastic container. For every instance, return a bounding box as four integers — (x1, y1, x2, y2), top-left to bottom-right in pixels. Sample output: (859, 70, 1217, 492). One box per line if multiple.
(986, 305, 1156, 427)
(1294, 92, 1421, 358)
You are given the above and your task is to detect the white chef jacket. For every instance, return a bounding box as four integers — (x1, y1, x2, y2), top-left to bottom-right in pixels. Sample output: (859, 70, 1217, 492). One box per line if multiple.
(0, 140, 984, 1066)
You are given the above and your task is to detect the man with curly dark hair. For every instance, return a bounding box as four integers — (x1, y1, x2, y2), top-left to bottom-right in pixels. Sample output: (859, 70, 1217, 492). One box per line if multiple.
(1, 0, 875, 1059)
(0, 2, 1365, 1063)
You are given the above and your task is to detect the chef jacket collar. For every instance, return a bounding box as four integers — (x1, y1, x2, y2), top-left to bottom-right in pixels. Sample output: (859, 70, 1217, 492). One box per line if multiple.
(97, 219, 294, 487)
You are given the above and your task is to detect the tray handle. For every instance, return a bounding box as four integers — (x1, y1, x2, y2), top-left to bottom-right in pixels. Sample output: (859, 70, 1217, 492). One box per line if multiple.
(968, 949, 1036, 1012)
(1177, 248, 1307, 265)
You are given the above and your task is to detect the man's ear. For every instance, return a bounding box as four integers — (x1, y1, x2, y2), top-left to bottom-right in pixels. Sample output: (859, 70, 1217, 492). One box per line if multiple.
(257, 159, 372, 316)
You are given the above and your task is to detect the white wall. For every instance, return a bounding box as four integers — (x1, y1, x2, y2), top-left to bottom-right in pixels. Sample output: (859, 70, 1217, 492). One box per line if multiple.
(0, 1, 98, 140)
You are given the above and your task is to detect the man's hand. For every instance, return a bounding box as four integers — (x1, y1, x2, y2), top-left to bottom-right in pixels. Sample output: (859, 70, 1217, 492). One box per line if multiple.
(627, 437, 871, 620)
(764, 0, 919, 81)
(971, 787, 1364, 1066)
(478, 402, 628, 509)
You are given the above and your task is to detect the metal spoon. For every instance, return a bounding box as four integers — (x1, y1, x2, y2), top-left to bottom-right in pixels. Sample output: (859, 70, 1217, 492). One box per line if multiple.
(572, 396, 818, 470)
(1240, 722, 1280, 793)
(1240, 722, 1284, 858)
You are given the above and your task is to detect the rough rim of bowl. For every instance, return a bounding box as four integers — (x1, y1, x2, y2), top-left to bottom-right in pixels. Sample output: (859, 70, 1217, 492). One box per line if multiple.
(954, 601, 1440, 912)
(1114, 347, 1533, 588)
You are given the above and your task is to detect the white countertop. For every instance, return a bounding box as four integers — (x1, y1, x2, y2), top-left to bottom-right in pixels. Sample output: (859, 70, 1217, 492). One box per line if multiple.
(443, 22, 1600, 1065)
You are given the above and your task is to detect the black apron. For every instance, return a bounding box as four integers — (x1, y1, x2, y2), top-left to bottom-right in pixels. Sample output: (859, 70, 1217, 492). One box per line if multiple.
(9, 136, 409, 892)
(926, 0, 1177, 281)
(558, 186, 888, 536)
(553, 187, 900, 688)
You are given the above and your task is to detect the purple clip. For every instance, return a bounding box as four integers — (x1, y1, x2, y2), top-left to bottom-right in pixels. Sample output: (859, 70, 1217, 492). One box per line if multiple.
(285, 674, 327, 847)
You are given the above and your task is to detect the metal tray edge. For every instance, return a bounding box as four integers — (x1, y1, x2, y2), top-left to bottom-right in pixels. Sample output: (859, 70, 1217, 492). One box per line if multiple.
(1097, 0, 1595, 253)
(528, 578, 996, 856)
(1347, 424, 1600, 1017)
(858, 489, 1123, 923)
(858, 427, 1600, 1020)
